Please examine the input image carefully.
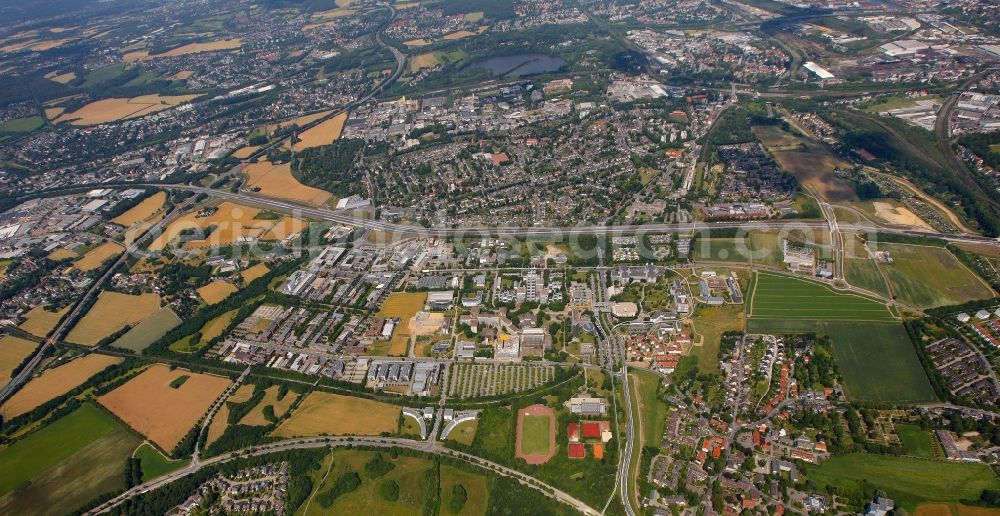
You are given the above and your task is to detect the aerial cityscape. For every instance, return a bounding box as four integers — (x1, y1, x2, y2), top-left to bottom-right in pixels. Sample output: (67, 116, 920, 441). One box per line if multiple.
(2, 0, 1000, 514)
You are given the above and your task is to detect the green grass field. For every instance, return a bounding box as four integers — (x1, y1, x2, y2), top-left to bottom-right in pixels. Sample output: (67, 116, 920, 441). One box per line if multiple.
(895, 424, 941, 459)
(845, 258, 890, 298)
(319, 452, 434, 515)
(631, 370, 667, 446)
(0, 116, 44, 133)
(692, 238, 751, 263)
(134, 442, 188, 480)
(111, 307, 182, 352)
(806, 454, 1000, 510)
(875, 243, 994, 308)
(446, 420, 478, 446)
(747, 319, 935, 403)
(440, 465, 487, 515)
(692, 304, 745, 372)
(0, 403, 140, 515)
(521, 415, 552, 455)
(749, 272, 894, 321)
(81, 63, 126, 88)
(472, 406, 514, 460)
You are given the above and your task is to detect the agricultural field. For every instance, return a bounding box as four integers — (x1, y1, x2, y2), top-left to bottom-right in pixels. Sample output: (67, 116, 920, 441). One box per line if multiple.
(230, 145, 259, 159)
(748, 319, 935, 403)
(73, 241, 124, 271)
(0, 354, 121, 418)
(271, 392, 400, 437)
(447, 364, 556, 398)
(65, 291, 160, 346)
(241, 263, 270, 283)
(805, 454, 1000, 511)
(196, 280, 238, 305)
(0, 335, 39, 383)
(748, 272, 894, 321)
(98, 364, 231, 451)
(205, 384, 256, 445)
(18, 304, 68, 338)
(915, 503, 1000, 516)
(110, 307, 183, 352)
(691, 238, 750, 263)
(238, 386, 299, 426)
(377, 292, 428, 356)
(264, 110, 332, 134)
(261, 216, 309, 241)
(753, 124, 856, 202)
(287, 111, 347, 150)
(149, 201, 303, 250)
(408, 52, 441, 72)
(874, 243, 994, 308)
(111, 191, 166, 226)
(0, 403, 141, 516)
(170, 308, 237, 354)
(845, 257, 890, 298)
(0, 116, 44, 133)
(54, 94, 201, 126)
(124, 38, 242, 61)
(242, 160, 333, 206)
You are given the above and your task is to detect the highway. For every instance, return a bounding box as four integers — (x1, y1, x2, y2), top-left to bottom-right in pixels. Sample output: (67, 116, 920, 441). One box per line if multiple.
(87, 436, 600, 516)
(142, 183, 1000, 248)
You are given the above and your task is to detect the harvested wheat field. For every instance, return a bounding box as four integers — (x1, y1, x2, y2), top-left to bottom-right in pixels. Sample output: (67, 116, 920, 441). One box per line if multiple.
(261, 217, 308, 241)
(872, 201, 932, 230)
(443, 27, 487, 40)
(243, 160, 332, 205)
(44, 107, 65, 120)
(65, 291, 160, 346)
(123, 215, 163, 245)
(265, 110, 332, 133)
(47, 247, 77, 260)
(229, 384, 257, 403)
(1, 354, 121, 418)
(197, 281, 238, 305)
(127, 38, 242, 61)
(112, 191, 166, 226)
(55, 94, 201, 126)
(73, 241, 124, 271)
(271, 392, 400, 437)
(241, 263, 270, 284)
(98, 364, 231, 451)
(287, 112, 347, 150)
(409, 52, 440, 72)
(231, 145, 259, 159)
(19, 305, 69, 338)
(201, 310, 238, 342)
(378, 292, 427, 355)
(239, 386, 299, 426)
(45, 71, 76, 84)
(205, 404, 230, 446)
(312, 8, 357, 19)
(0, 336, 38, 383)
(170, 70, 194, 80)
(404, 38, 432, 47)
(148, 201, 274, 251)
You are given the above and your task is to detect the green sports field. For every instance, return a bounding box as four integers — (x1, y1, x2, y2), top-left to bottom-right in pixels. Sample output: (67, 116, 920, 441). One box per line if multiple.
(134, 442, 188, 480)
(748, 272, 894, 321)
(521, 415, 552, 455)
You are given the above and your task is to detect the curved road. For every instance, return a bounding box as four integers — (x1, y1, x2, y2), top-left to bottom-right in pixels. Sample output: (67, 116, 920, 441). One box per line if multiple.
(87, 436, 599, 515)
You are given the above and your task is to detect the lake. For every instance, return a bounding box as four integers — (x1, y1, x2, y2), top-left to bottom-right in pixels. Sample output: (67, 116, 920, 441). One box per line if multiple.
(472, 53, 566, 78)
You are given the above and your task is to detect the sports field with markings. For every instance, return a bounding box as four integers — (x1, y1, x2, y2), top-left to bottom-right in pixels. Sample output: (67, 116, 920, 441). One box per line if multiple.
(748, 272, 894, 321)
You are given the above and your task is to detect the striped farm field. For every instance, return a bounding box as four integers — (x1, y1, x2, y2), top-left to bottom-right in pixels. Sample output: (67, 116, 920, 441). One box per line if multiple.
(748, 272, 894, 321)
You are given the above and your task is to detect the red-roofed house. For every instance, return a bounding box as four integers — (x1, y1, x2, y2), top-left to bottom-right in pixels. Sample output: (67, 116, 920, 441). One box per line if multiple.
(568, 443, 586, 459)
